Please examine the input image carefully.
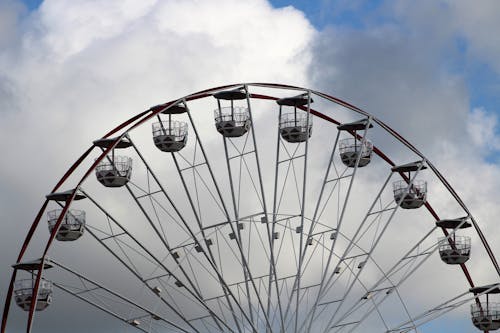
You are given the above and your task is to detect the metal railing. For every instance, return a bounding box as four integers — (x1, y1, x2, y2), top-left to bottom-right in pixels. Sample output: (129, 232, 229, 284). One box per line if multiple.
(393, 180, 427, 198)
(339, 138, 373, 156)
(152, 120, 188, 140)
(214, 106, 250, 125)
(279, 112, 312, 130)
(438, 235, 471, 253)
(47, 209, 85, 229)
(96, 156, 132, 174)
(14, 279, 52, 297)
(471, 302, 500, 321)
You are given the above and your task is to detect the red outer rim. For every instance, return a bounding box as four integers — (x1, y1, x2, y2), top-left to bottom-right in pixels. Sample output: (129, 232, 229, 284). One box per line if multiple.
(2, 82, 497, 333)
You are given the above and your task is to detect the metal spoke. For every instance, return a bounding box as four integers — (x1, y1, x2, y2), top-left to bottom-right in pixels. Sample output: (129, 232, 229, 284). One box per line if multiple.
(80, 189, 229, 333)
(5, 83, 498, 333)
(50, 259, 191, 333)
(218, 93, 275, 331)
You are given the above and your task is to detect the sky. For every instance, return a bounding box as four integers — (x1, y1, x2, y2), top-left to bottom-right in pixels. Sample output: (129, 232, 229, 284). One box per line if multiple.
(1, 0, 500, 332)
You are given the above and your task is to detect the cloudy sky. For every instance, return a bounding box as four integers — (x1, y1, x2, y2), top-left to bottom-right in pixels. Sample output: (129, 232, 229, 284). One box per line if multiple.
(1, 0, 500, 332)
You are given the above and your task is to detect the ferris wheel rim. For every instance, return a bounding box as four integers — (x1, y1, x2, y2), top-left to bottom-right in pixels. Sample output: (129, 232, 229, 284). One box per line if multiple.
(2, 82, 498, 333)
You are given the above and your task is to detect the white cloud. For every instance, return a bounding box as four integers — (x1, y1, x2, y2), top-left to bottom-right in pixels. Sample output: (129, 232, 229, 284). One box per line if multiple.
(0, 0, 315, 192)
(392, 0, 500, 74)
(308, 1, 500, 331)
(467, 107, 500, 151)
(34, 0, 158, 60)
(446, 0, 500, 73)
(2, 0, 500, 332)
(0, 1, 316, 331)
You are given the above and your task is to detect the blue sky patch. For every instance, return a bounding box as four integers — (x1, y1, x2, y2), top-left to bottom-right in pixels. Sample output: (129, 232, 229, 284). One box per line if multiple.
(21, 0, 41, 11)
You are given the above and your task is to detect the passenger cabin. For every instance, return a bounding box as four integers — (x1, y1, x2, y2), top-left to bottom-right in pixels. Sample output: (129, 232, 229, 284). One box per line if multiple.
(13, 259, 53, 311)
(213, 88, 250, 137)
(46, 189, 86, 241)
(392, 162, 427, 209)
(47, 209, 85, 241)
(338, 119, 373, 167)
(94, 137, 133, 187)
(436, 218, 471, 265)
(470, 284, 500, 331)
(152, 104, 188, 152)
(277, 94, 313, 143)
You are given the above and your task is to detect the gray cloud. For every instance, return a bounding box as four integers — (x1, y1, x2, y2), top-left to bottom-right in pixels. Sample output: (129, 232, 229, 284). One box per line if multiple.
(2, 1, 500, 332)
(0, 1, 316, 332)
(309, 24, 469, 156)
(308, 1, 500, 331)
(0, 0, 25, 48)
(393, 0, 500, 74)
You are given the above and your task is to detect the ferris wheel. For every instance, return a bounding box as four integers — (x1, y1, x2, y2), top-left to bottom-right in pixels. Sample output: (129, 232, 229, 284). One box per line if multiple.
(2, 83, 500, 333)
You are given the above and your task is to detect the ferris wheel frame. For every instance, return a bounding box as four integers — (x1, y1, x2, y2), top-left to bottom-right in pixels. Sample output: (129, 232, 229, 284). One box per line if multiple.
(2, 82, 499, 333)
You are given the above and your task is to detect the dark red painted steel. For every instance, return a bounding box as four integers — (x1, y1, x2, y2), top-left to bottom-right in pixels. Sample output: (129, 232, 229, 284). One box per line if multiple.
(25, 135, 141, 332)
(3, 82, 497, 332)
(1, 146, 95, 333)
(51, 146, 95, 193)
(103, 110, 150, 139)
(312, 89, 499, 285)
(1, 270, 17, 333)
(7, 85, 258, 332)
(208, 86, 491, 291)
(1, 199, 48, 333)
(254, 90, 479, 289)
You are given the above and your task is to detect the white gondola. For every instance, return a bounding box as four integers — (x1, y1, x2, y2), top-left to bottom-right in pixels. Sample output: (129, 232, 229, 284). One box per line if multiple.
(95, 155, 132, 187)
(214, 106, 251, 137)
(93, 137, 133, 188)
(438, 235, 471, 264)
(277, 94, 313, 143)
(337, 119, 373, 167)
(14, 279, 53, 311)
(13, 259, 53, 312)
(152, 104, 188, 152)
(471, 303, 500, 331)
(470, 285, 500, 331)
(279, 112, 312, 143)
(152, 121, 188, 152)
(339, 138, 373, 167)
(391, 161, 428, 209)
(393, 179, 427, 209)
(213, 88, 251, 137)
(47, 209, 85, 241)
(436, 218, 472, 265)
